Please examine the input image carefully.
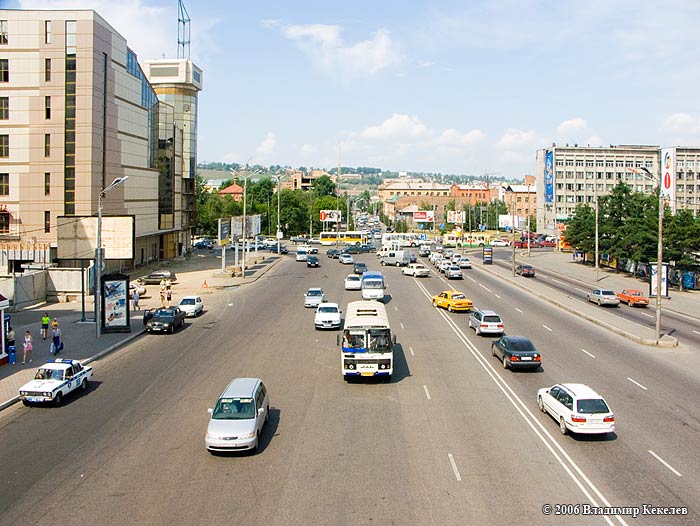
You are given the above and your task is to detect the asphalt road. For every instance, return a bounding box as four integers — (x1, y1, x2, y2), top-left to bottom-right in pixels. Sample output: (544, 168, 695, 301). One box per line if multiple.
(0, 251, 697, 526)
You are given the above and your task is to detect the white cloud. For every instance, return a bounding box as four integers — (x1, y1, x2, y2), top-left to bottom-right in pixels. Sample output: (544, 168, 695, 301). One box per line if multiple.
(222, 152, 242, 164)
(255, 132, 276, 157)
(416, 60, 434, 68)
(661, 112, 700, 134)
(276, 23, 401, 76)
(360, 114, 431, 140)
(557, 117, 587, 135)
(434, 128, 484, 146)
(497, 128, 536, 149)
(301, 143, 318, 155)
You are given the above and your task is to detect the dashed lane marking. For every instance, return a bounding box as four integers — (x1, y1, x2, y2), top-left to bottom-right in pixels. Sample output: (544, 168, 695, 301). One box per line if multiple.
(627, 377, 648, 391)
(542, 325, 553, 332)
(580, 349, 596, 358)
(448, 453, 462, 482)
(648, 450, 682, 477)
(423, 385, 431, 400)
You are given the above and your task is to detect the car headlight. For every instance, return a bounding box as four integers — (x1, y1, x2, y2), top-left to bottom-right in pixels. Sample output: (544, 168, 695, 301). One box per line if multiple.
(240, 431, 256, 440)
(164, 323, 171, 327)
(20, 391, 26, 396)
(44, 392, 51, 397)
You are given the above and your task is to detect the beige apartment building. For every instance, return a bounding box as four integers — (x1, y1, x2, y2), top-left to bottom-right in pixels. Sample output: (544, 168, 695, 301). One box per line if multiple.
(0, 9, 202, 273)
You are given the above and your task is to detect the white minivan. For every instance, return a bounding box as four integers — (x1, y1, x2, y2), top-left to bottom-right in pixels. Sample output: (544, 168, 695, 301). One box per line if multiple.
(205, 378, 269, 453)
(361, 271, 385, 301)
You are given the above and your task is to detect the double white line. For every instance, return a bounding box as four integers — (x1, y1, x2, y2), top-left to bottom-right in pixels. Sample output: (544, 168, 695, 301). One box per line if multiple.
(414, 279, 628, 526)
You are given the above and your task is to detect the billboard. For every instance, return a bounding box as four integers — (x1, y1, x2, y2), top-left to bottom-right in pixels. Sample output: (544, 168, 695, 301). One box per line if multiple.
(413, 210, 435, 222)
(57, 216, 135, 260)
(498, 214, 522, 229)
(544, 150, 554, 204)
(218, 218, 231, 245)
(660, 148, 677, 213)
(447, 210, 465, 224)
(319, 210, 342, 223)
(232, 215, 262, 237)
(650, 263, 669, 297)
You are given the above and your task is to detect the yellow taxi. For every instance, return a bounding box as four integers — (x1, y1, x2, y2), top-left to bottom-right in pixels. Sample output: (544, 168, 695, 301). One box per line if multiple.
(431, 290, 473, 312)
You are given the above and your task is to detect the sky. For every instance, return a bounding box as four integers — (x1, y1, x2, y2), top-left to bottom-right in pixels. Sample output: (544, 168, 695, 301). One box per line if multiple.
(6, 0, 700, 178)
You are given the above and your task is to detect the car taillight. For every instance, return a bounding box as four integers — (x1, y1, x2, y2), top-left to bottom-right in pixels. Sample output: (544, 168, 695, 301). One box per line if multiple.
(497, 324, 504, 328)
(480, 324, 488, 328)
(571, 416, 587, 423)
(510, 355, 520, 361)
(603, 415, 615, 423)
(534, 355, 541, 361)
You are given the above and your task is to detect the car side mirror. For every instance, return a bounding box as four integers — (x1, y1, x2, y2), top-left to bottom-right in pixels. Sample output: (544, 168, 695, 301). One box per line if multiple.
(207, 408, 213, 414)
(336, 335, 340, 346)
(258, 407, 265, 415)
(392, 335, 397, 344)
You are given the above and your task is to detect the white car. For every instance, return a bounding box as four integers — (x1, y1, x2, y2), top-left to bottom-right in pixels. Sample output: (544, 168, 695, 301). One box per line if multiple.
(344, 274, 362, 290)
(295, 250, 308, 262)
(314, 302, 342, 330)
(304, 287, 325, 308)
(178, 295, 204, 317)
(339, 254, 353, 265)
(129, 281, 147, 297)
(537, 383, 615, 436)
(439, 260, 451, 273)
(468, 309, 504, 336)
(446, 266, 463, 279)
(458, 257, 472, 269)
(491, 239, 510, 247)
(19, 359, 93, 406)
(402, 263, 430, 277)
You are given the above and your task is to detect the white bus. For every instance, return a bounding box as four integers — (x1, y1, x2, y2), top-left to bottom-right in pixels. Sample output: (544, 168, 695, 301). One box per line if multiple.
(381, 232, 420, 248)
(320, 231, 368, 246)
(340, 301, 395, 381)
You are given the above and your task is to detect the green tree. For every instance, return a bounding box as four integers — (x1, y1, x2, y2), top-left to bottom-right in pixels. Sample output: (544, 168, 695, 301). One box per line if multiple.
(313, 175, 337, 196)
(665, 209, 700, 270)
(564, 203, 595, 257)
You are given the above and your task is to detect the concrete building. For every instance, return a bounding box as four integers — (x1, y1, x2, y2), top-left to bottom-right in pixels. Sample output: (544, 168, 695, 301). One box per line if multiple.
(535, 144, 700, 237)
(0, 9, 202, 272)
(501, 184, 536, 220)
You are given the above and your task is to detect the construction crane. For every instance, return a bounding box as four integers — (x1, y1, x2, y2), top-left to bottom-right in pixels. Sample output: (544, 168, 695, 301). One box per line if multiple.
(178, 0, 191, 59)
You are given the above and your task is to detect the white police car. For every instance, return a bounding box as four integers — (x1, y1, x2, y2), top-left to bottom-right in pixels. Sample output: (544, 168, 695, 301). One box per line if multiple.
(19, 359, 93, 406)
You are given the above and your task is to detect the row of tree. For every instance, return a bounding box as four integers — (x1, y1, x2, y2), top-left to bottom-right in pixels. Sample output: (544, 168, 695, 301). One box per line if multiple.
(564, 182, 700, 270)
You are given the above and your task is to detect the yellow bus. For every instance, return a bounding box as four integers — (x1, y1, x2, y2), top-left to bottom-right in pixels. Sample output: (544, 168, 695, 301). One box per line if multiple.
(320, 231, 368, 246)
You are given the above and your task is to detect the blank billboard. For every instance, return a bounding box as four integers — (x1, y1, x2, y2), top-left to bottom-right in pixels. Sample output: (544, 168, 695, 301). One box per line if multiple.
(57, 216, 135, 260)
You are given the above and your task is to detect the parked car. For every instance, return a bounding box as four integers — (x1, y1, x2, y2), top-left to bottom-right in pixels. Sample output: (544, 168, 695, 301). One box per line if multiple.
(359, 243, 375, 253)
(446, 266, 463, 279)
(491, 335, 541, 370)
(431, 290, 473, 312)
(194, 239, 213, 250)
(129, 281, 147, 298)
(307, 255, 320, 268)
(304, 288, 325, 308)
(587, 289, 620, 306)
(515, 264, 536, 277)
(137, 270, 177, 285)
(537, 383, 615, 436)
(353, 262, 368, 275)
(178, 295, 204, 317)
(143, 307, 187, 333)
(326, 249, 340, 259)
(344, 274, 362, 290)
(616, 289, 649, 307)
(402, 263, 430, 277)
(19, 359, 92, 406)
(342, 245, 362, 254)
(469, 310, 505, 336)
(205, 377, 269, 453)
(314, 302, 342, 330)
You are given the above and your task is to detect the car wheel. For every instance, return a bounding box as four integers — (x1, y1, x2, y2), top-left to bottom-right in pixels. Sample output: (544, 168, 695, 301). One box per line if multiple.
(475, 326, 480, 336)
(502, 357, 509, 370)
(22, 400, 30, 407)
(491, 345, 496, 356)
(447, 305, 453, 312)
(396, 262, 401, 267)
(81, 379, 88, 392)
(432, 300, 437, 307)
(54, 392, 63, 406)
(559, 417, 568, 435)
(170, 326, 175, 334)
(538, 396, 545, 413)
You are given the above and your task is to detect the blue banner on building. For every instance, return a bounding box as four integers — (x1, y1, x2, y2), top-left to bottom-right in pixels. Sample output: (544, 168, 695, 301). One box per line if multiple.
(544, 150, 554, 203)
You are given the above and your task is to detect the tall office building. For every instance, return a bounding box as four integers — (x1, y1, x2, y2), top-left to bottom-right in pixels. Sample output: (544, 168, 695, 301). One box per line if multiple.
(0, 9, 202, 272)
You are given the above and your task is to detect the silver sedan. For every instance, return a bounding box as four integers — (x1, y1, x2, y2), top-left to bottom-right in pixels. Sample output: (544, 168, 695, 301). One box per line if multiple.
(586, 289, 620, 306)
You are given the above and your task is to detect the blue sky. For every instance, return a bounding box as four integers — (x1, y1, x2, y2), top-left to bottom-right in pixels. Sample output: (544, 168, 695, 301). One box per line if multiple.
(8, 0, 700, 178)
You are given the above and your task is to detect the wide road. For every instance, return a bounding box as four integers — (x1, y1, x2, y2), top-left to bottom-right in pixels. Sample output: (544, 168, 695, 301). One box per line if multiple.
(0, 250, 697, 526)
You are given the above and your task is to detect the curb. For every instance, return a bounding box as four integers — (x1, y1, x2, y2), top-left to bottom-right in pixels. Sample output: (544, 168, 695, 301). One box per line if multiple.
(471, 262, 679, 348)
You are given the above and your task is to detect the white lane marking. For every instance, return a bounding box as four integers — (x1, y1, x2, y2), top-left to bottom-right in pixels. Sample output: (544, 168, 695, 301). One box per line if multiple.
(515, 307, 523, 313)
(580, 349, 596, 358)
(575, 288, 587, 293)
(494, 294, 502, 299)
(648, 450, 682, 477)
(538, 274, 548, 279)
(448, 453, 462, 482)
(228, 303, 234, 307)
(423, 385, 431, 400)
(693, 330, 700, 336)
(467, 276, 477, 283)
(394, 306, 398, 311)
(627, 377, 648, 391)
(640, 312, 654, 318)
(551, 278, 564, 284)
(409, 346, 415, 356)
(400, 322, 405, 329)
(479, 283, 492, 293)
(542, 325, 553, 332)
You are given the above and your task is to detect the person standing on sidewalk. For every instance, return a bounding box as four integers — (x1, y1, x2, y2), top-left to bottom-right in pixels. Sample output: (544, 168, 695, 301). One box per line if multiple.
(40, 312, 50, 340)
(132, 288, 140, 311)
(6, 326, 15, 354)
(166, 287, 172, 307)
(22, 330, 33, 364)
(50, 325, 63, 355)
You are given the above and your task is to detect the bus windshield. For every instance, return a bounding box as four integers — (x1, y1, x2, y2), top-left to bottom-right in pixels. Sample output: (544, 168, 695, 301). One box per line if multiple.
(343, 330, 366, 349)
(368, 329, 392, 353)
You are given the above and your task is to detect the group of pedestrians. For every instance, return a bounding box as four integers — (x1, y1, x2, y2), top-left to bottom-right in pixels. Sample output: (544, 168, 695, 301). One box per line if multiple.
(6, 312, 63, 365)
(159, 279, 173, 308)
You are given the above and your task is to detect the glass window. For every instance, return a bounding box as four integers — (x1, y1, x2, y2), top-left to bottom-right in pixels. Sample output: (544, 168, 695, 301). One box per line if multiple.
(0, 20, 7, 45)
(0, 97, 7, 119)
(0, 59, 8, 82)
(45, 21, 51, 44)
(45, 96, 51, 119)
(44, 134, 50, 157)
(0, 134, 8, 157)
(65, 21, 76, 54)
(44, 172, 50, 196)
(44, 58, 51, 81)
(44, 211, 50, 233)
(0, 173, 8, 195)
(0, 212, 8, 233)
(212, 398, 255, 420)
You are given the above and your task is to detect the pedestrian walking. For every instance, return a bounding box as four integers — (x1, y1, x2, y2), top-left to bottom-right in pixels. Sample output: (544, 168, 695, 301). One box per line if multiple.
(50, 326, 63, 355)
(21, 330, 33, 364)
(166, 288, 172, 307)
(51, 317, 59, 330)
(6, 326, 15, 354)
(132, 288, 140, 311)
(159, 289, 166, 308)
(40, 312, 50, 340)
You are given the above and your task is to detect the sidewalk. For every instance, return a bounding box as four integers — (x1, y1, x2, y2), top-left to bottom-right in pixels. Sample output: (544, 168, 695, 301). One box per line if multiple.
(0, 249, 285, 410)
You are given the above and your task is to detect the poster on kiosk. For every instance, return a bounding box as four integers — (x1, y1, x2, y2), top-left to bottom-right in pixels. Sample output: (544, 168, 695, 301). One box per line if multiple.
(101, 273, 131, 333)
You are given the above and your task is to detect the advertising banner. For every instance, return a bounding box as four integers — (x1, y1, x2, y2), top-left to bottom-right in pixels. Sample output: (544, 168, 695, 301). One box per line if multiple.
(231, 215, 262, 238)
(101, 273, 130, 333)
(498, 214, 521, 229)
(447, 210, 465, 224)
(218, 218, 232, 245)
(482, 246, 493, 265)
(650, 263, 669, 297)
(660, 148, 677, 213)
(544, 150, 554, 204)
(413, 210, 435, 222)
(319, 210, 342, 223)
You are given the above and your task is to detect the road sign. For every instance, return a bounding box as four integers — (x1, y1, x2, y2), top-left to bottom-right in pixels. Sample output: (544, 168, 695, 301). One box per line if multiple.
(419, 233, 427, 241)
(439, 223, 444, 229)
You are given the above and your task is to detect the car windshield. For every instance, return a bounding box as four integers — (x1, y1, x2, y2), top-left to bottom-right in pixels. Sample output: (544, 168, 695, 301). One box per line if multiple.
(35, 368, 64, 381)
(601, 290, 616, 296)
(577, 398, 610, 414)
(363, 280, 383, 289)
(628, 291, 642, 296)
(318, 306, 338, 313)
(451, 293, 466, 299)
(507, 339, 536, 352)
(347, 276, 360, 282)
(449, 266, 460, 271)
(307, 290, 323, 296)
(212, 398, 255, 420)
(157, 309, 176, 316)
(180, 299, 195, 305)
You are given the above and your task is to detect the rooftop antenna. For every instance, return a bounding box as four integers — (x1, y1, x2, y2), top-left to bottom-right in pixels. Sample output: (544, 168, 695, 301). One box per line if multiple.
(177, 0, 191, 59)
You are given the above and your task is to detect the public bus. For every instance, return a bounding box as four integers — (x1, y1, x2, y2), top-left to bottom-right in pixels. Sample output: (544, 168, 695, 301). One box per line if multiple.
(442, 231, 496, 248)
(381, 232, 421, 248)
(340, 301, 395, 381)
(319, 231, 368, 246)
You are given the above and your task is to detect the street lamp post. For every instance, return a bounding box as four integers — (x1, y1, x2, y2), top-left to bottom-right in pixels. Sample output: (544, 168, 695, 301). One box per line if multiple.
(508, 187, 516, 276)
(96, 176, 129, 338)
(594, 191, 599, 283)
